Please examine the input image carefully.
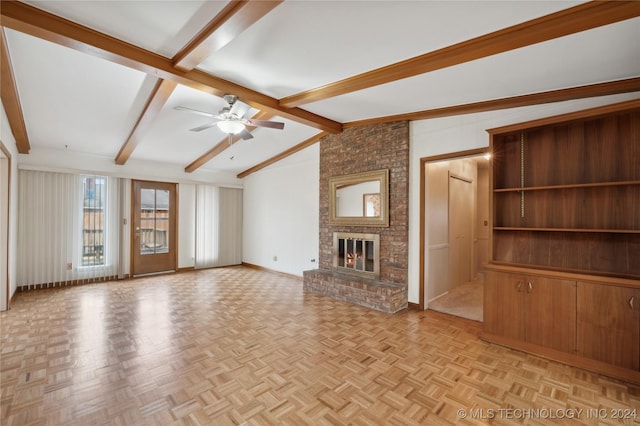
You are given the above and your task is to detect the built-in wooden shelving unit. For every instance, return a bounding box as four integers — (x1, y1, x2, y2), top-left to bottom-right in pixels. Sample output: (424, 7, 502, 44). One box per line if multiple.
(483, 99, 640, 384)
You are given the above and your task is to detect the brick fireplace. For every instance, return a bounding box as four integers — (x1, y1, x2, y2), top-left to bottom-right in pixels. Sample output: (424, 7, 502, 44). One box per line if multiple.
(303, 122, 409, 313)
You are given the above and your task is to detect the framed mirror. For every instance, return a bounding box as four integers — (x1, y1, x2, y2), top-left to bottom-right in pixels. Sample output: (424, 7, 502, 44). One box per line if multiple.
(329, 169, 389, 227)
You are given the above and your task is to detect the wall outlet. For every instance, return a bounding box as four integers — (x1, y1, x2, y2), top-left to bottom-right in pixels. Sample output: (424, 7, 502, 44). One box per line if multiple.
(273, 255, 278, 262)
(66, 263, 72, 270)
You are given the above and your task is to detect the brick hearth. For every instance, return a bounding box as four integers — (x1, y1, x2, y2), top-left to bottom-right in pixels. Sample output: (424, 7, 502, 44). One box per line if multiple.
(303, 121, 410, 313)
(303, 269, 407, 313)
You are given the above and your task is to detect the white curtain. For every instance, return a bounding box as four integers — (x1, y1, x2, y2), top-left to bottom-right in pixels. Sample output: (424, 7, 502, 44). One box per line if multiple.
(195, 185, 242, 269)
(17, 170, 120, 287)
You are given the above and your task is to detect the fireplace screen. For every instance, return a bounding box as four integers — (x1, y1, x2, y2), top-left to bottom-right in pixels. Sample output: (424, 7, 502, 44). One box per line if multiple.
(333, 232, 380, 278)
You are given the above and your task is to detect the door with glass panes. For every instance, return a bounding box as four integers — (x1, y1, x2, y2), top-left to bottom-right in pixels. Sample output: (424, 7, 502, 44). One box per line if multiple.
(132, 180, 177, 276)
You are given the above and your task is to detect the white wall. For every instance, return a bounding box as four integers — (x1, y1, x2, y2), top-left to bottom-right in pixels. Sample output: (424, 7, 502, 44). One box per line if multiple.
(14, 146, 240, 281)
(18, 146, 242, 187)
(1, 106, 20, 307)
(408, 92, 640, 305)
(242, 144, 319, 276)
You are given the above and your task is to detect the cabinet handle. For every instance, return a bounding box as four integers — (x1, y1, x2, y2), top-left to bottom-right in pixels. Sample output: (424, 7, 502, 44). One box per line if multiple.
(527, 281, 533, 293)
(630, 296, 635, 311)
(516, 281, 523, 292)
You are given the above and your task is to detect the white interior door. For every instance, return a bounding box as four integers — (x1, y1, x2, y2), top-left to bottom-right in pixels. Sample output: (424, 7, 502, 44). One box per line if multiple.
(449, 174, 473, 289)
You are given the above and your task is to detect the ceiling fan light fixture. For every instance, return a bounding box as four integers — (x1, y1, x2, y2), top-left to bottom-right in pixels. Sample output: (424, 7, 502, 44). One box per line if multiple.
(217, 120, 245, 135)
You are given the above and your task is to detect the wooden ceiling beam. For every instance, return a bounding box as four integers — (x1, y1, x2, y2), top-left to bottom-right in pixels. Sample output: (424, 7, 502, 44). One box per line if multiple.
(244, 77, 640, 177)
(280, 1, 640, 108)
(237, 131, 327, 178)
(345, 77, 640, 127)
(0, 0, 342, 134)
(173, 0, 282, 71)
(185, 111, 274, 173)
(0, 28, 30, 154)
(115, 79, 177, 165)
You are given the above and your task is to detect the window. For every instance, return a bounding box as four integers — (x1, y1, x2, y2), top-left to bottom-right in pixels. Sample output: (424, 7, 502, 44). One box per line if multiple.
(139, 188, 170, 255)
(82, 176, 106, 266)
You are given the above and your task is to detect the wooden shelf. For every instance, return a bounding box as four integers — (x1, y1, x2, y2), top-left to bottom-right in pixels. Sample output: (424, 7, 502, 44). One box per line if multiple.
(494, 227, 640, 233)
(489, 261, 640, 282)
(486, 103, 640, 385)
(494, 180, 640, 193)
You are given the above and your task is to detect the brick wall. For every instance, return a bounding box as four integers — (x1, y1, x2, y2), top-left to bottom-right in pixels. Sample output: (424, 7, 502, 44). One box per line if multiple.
(318, 121, 410, 284)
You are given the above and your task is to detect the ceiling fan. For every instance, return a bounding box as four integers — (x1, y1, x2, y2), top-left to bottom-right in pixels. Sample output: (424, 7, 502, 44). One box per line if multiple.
(174, 94, 284, 140)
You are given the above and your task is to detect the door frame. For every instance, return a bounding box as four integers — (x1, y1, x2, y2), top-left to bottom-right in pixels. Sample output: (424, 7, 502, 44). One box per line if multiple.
(130, 179, 178, 276)
(0, 140, 11, 311)
(418, 147, 488, 310)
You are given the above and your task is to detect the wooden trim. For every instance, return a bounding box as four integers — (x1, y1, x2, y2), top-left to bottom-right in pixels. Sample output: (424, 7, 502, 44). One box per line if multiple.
(279, 1, 640, 108)
(346, 77, 640, 128)
(173, 1, 282, 71)
(237, 131, 327, 178)
(178, 266, 196, 273)
(487, 98, 640, 134)
(185, 111, 274, 173)
(419, 148, 490, 311)
(115, 79, 177, 165)
(174, 183, 179, 274)
(0, 0, 342, 134)
(482, 332, 640, 386)
(418, 158, 426, 310)
(242, 262, 303, 280)
(422, 148, 489, 164)
(267, 79, 639, 179)
(485, 264, 640, 290)
(0, 28, 30, 154)
(407, 302, 422, 311)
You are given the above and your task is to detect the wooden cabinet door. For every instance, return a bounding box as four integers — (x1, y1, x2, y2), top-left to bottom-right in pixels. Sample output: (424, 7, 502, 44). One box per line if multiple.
(484, 272, 525, 340)
(525, 277, 576, 353)
(577, 282, 640, 370)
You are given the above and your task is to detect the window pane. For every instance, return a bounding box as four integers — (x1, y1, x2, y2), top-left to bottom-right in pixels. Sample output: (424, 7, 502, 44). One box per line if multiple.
(140, 188, 169, 255)
(82, 176, 106, 266)
(155, 190, 169, 253)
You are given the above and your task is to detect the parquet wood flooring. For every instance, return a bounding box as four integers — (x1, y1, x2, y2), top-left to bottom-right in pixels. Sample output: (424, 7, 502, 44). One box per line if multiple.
(1, 266, 639, 425)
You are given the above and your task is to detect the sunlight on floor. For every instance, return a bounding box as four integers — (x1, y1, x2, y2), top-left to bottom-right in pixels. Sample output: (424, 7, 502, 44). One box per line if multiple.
(428, 278, 483, 322)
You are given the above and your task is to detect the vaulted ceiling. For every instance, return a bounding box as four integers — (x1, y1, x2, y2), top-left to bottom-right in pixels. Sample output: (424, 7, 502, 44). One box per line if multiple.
(2, 1, 639, 178)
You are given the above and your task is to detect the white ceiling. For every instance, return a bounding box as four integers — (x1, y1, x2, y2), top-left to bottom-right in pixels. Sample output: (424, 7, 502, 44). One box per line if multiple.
(3, 1, 639, 177)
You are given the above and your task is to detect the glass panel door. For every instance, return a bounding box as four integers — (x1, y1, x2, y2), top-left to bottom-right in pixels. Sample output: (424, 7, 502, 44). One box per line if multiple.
(132, 181, 176, 276)
(139, 188, 170, 255)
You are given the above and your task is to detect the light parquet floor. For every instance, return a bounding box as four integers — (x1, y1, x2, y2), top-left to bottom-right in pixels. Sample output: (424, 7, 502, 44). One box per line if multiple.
(1, 266, 639, 425)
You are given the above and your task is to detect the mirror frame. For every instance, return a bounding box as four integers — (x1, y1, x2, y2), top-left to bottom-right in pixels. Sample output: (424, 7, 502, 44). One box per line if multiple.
(329, 169, 389, 227)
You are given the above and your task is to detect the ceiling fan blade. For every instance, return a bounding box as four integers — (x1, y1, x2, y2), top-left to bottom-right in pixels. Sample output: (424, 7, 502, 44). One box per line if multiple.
(239, 128, 254, 140)
(229, 99, 251, 119)
(189, 122, 218, 132)
(246, 119, 285, 129)
(175, 105, 216, 118)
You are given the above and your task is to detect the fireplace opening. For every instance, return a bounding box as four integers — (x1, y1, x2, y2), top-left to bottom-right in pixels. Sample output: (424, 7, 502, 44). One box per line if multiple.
(333, 232, 379, 279)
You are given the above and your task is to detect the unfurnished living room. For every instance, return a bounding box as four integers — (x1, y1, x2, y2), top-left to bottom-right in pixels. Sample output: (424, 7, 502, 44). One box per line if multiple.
(1, 1, 639, 424)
